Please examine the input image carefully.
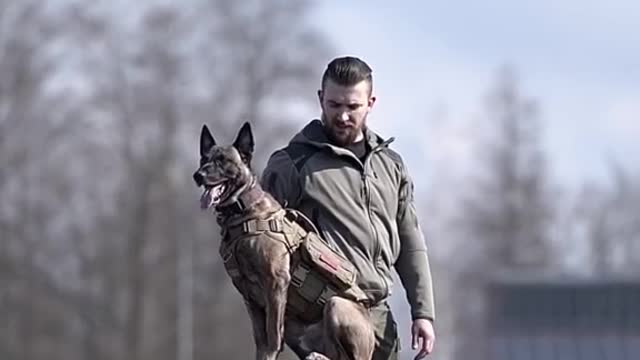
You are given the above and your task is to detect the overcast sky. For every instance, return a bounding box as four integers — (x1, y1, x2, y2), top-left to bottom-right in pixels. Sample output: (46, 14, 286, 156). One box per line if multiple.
(309, 0, 639, 190)
(307, 2, 638, 354)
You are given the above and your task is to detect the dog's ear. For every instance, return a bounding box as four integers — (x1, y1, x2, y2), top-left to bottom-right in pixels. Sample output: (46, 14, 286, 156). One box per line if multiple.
(233, 122, 254, 164)
(200, 124, 216, 157)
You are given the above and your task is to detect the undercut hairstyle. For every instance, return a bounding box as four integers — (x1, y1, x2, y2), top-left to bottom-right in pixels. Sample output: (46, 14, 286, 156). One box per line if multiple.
(321, 56, 373, 95)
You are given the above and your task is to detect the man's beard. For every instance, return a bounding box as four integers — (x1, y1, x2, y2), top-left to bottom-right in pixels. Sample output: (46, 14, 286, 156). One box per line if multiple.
(321, 114, 365, 147)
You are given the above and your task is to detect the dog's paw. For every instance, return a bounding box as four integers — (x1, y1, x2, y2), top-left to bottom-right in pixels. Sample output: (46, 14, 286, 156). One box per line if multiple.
(305, 352, 330, 360)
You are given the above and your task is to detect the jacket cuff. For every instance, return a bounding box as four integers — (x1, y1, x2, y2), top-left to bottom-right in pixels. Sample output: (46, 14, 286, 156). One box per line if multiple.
(412, 311, 435, 322)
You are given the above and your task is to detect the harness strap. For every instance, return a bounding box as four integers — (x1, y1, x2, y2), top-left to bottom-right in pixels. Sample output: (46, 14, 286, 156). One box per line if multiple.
(242, 218, 282, 233)
(224, 211, 306, 250)
(225, 216, 283, 238)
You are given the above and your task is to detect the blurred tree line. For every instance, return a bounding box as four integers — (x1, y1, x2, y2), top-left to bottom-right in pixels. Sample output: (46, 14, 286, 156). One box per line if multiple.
(2, 1, 639, 360)
(0, 0, 328, 359)
(422, 67, 640, 360)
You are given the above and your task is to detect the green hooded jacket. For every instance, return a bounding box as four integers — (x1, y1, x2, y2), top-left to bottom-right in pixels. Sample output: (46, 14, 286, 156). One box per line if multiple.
(261, 119, 435, 321)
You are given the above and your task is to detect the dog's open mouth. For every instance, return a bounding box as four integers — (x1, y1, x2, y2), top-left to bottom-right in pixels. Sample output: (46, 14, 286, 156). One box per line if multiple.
(200, 182, 227, 209)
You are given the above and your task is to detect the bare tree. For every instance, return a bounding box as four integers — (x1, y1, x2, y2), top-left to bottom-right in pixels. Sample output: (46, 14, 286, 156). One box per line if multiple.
(451, 66, 554, 360)
(605, 165, 640, 271)
(564, 163, 640, 275)
(0, 2, 89, 359)
(1, 0, 329, 359)
(464, 67, 553, 270)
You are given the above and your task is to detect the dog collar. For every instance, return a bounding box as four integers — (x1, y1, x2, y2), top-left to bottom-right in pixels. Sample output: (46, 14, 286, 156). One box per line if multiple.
(216, 181, 263, 216)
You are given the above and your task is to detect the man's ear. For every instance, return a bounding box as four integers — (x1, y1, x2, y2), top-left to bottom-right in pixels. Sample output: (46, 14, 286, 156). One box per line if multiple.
(200, 124, 216, 157)
(233, 122, 254, 164)
(367, 95, 377, 110)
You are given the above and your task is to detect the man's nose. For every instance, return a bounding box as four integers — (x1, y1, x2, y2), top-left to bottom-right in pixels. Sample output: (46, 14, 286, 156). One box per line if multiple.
(339, 112, 349, 121)
(193, 171, 205, 186)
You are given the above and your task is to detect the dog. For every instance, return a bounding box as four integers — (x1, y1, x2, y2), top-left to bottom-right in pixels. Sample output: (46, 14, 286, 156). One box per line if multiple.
(193, 122, 375, 360)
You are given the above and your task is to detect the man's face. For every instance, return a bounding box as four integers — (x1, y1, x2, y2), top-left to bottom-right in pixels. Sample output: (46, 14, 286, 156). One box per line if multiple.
(318, 79, 376, 146)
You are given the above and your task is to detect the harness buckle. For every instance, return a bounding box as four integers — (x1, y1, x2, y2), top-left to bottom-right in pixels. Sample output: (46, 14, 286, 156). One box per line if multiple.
(316, 287, 336, 305)
(290, 265, 309, 288)
(269, 219, 281, 232)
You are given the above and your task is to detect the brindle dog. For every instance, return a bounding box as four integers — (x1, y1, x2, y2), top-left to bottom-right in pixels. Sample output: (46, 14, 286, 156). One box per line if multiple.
(193, 122, 374, 360)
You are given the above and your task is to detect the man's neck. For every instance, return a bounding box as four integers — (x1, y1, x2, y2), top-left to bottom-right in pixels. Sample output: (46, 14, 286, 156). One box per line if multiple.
(344, 137, 368, 161)
(353, 131, 365, 143)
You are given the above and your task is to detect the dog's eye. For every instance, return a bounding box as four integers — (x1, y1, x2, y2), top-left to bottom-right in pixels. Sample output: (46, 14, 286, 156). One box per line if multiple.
(200, 157, 221, 169)
(211, 156, 223, 166)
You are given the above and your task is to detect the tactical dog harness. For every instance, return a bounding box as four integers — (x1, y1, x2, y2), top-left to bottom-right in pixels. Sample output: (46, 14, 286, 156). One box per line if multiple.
(220, 208, 369, 322)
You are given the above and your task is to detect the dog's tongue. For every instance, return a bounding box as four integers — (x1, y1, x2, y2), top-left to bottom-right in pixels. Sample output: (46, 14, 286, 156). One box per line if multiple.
(200, 185, 226, 209)
(200, 188, 213, 209)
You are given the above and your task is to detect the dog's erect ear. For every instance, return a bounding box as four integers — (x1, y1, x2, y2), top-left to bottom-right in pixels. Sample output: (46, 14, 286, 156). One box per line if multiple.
(200, 124, 216, 157)
(233, 122, 254, 164)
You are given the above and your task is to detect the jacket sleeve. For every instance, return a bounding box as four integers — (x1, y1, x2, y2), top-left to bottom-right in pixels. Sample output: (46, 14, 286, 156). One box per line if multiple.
(260, 149, 302, 208)
(394, 163, 436, 321)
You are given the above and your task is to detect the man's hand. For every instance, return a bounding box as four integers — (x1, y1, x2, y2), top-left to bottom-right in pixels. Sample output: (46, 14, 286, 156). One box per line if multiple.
(411, 318, 435, 359)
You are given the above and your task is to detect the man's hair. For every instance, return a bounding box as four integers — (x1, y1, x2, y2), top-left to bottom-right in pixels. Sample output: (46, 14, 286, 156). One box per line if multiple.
(321, 56, 373, 94)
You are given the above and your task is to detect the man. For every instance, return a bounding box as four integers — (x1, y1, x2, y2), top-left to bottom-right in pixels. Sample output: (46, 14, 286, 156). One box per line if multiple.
(261, 56, 436, 359)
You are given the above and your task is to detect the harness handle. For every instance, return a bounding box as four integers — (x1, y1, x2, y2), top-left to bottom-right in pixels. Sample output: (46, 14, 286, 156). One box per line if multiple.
(284, 208, 321, 236)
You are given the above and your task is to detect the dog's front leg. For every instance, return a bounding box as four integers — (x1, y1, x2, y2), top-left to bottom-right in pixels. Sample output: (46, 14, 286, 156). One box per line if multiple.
(263, 267, 290, 360)
(244, 298, 271, 360)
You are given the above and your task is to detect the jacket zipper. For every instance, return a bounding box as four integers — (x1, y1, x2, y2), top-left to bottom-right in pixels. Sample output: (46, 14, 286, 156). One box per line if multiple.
(321, 137, 395, 300)
(362, 138, 394, 299)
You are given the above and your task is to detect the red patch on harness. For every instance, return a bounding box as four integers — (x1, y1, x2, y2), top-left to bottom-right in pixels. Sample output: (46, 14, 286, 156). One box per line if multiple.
(320, 254, 340, 271)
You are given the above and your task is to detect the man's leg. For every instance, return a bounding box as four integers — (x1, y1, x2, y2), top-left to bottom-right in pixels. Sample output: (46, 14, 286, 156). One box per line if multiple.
(370, 302, 400, 360)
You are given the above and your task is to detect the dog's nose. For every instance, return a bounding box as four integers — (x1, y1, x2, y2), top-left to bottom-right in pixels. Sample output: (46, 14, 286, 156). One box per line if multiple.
(193, 171, 204, 186)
